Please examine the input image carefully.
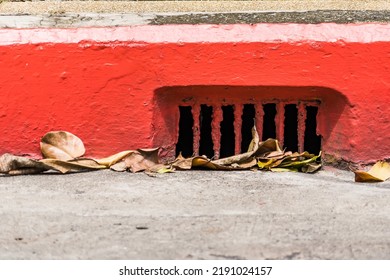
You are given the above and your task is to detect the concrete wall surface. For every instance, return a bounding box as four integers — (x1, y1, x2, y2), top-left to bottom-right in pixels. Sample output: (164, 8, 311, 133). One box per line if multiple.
(0, 23, 389, 163)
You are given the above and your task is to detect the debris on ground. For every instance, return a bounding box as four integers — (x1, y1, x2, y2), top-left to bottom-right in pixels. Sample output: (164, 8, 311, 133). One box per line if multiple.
(0, 128, 322, 176)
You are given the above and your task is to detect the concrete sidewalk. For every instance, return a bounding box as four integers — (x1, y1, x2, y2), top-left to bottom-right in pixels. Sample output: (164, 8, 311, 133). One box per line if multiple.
(1, 168, 390, 259)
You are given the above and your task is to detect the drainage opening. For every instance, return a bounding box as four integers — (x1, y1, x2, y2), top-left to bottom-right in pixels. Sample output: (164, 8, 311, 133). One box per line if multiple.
(199, 105, 214, 158)
(176, 106, 193, 157)
(304, 106, 321, 154)
(241, 104, 256, 153)
(262, 103, 277, 140)
(175, 101, 322, 159)
(284, 104, 298, 152)
(220, 105, 235, 158)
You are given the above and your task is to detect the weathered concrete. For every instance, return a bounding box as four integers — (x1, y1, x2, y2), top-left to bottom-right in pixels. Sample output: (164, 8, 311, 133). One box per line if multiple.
(1, 168, 390, 259)
(2, 1, 390, 15)
(3, 10, 390, 28)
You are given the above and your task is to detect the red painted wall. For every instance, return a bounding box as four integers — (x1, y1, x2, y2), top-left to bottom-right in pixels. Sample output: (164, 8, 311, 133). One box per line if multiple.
(0, 24, 389, 163)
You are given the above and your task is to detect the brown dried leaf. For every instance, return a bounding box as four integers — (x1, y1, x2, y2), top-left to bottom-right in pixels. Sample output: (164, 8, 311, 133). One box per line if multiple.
(0, 153, 47, 175)
(237, 157, 258, 169)
(171, 153, 193, 170)
(301, 162, 322, 173)
(40, 131, 85, 160)
(254, 138, 283, 156)
(247, 125, 260, 152)
(211, 151, 254, 166)
(40, 158, 106, 174)
(124, 148, 160, 173)
(110, 161, 127, 172)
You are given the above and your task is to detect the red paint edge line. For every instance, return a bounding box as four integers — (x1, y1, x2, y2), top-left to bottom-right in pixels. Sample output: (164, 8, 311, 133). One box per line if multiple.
(1, 23, 390, 45)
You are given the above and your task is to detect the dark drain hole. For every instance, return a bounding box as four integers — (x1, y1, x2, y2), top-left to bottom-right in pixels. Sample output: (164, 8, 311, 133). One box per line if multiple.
(176, 103, 321, 159)
(220, 105, 235, 158)
(241, 104, 255, 152)
(199, 105, 214, 158)
(304, 106, 321, 154)
(284, 104, 298, 152)
(262, 103, 277, 140)
(176, 106, 193, 157)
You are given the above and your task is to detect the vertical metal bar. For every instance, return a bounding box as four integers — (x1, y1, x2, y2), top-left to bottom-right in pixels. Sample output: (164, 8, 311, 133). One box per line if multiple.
(297, 102, 307, 153)
(255, 103, 264, 142)
(192, 104, 200, 156)
(275, 102, 285, 149)
(211, 105, 223, 159)
(234, 104, 243, 155)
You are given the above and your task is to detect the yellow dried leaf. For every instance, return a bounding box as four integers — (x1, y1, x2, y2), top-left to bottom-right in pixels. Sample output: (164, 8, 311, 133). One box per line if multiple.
(96, 150, 135, 167)
(257, 159, 275, 169)
(354, 161, 390, 182)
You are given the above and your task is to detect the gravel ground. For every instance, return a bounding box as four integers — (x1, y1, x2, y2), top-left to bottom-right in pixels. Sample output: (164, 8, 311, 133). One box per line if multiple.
(2, 1, 390, 15)
(1, 168, 390, 260)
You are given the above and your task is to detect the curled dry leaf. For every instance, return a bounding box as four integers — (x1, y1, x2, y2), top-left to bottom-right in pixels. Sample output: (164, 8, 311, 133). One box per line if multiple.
(40, 131, 85, 160)
(354, 161, 390, 182)
(247, 125, 260, 152)
(123, 148, 160, 173)
(171, 153, 193, 170)
(96, 150, 135, 167)
(0, 153, 48, 175)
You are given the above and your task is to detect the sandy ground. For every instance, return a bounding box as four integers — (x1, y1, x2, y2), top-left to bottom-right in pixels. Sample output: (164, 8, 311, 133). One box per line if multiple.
(1, 1, 390, 15)
(1, 168, 390, 260)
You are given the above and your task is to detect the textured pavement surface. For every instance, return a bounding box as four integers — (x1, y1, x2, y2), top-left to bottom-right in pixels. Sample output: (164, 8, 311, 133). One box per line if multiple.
(2, 1, 390, 28)
(1, 168, 390, 259)
(2, 1, 390, 14)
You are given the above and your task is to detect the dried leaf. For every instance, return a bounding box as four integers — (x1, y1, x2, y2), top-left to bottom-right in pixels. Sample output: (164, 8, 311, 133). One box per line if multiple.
(211, 151, 253, 166)
(152, 164, 175, 174)
(192, 156, 219, 170)
(354, 161, 390, 182)
(40, 131, 85, 160)
(8, 168, 46, 175)
(257, 159, 275, 170)
(254, 138, 283, 156)
(96, 150, 135, 167)
(213, 124, 261, 166)
(171, 153, 194, 170)
(237, 157, 257, 169)
(110, 161, 127, 172)
(0, 153, 47, 175)
(40, 158, 106, 174)
(279, 153, 320, 169)
(271, 167, 299, 172)
(247, 124, 260, 152)
(301, 162, 322, 173)
(124, 148, 160, 173)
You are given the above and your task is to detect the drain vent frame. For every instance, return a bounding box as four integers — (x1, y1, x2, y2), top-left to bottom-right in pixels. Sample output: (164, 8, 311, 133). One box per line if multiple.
(176, 100, 321, 159)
